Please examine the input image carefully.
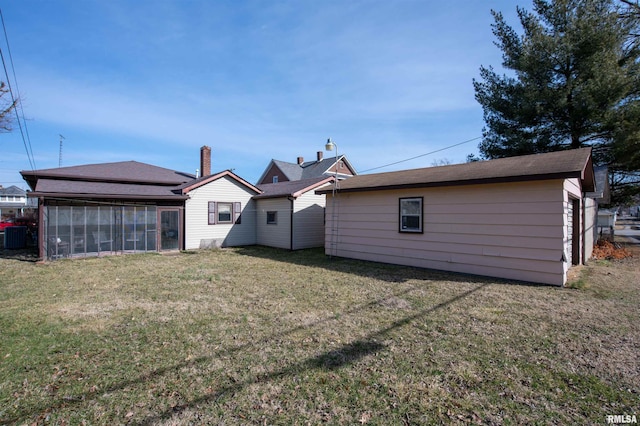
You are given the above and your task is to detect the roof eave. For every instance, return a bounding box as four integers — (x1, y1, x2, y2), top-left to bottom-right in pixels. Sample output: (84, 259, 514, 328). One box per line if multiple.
(27, 192, 189, 201)
(315, 172, 584, 194)
(181, 170, 262, 194)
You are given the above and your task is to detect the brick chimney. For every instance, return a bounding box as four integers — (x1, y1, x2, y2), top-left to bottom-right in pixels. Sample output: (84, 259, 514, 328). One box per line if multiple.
(297, 156, 304, 165)
(317, 151, 323, 162)
(200, 146, 211, 177)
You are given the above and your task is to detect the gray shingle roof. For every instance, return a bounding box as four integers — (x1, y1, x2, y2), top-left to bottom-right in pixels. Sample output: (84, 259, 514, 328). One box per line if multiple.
(33, 179, 187, 200)
(272, 160, 304, 181)
(0, 185, 26, 196)
(255, 176, 333, 199)
(21, 161, 195, 200)
(21, 161, 194, 187)
(261, 156, 355, 184)
(317, 148, 595, 194)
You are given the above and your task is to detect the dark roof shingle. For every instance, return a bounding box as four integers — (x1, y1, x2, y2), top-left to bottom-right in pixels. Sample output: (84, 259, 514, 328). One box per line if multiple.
(318, 148, 595, 194)
(255, 176, 333, 199)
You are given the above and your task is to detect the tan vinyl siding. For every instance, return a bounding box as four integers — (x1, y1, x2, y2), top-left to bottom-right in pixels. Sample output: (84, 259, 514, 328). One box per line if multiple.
(184, 177, 257, 249)
(326, 180, 570, 286)
(256, 198, 292, 249)
(292, 191, 326, 250)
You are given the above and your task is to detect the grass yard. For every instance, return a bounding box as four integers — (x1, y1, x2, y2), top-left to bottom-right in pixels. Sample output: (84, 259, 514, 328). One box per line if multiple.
(0, 246, 638, 425)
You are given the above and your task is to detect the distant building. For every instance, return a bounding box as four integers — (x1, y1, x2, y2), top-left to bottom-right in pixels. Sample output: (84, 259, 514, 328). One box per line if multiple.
(256, 151, 356, 185)
(0, 185, 30, 219)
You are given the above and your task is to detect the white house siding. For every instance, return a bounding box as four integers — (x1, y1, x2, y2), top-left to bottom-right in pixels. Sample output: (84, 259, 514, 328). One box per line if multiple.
(583, 197, 597, 262)
(184, 177, 257, 249)
(563, 178, 584, 280)
(256, 198, 292, 249)
(292, 191, 327, 250)
(326, 180, 573, 286)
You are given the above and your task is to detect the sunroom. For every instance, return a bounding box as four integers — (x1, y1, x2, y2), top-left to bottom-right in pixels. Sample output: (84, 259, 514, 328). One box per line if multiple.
(21, 160, 191, 260)
(43, 203, 175, 259)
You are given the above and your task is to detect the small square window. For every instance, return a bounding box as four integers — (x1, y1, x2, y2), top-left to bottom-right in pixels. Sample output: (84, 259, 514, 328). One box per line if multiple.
(272, 176, 279, 183)
(267, 211, 277, 224)
(399, 197, 423, 233)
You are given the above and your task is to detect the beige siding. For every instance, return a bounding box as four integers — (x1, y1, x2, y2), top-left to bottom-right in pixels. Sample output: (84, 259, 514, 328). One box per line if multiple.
(184, 177, 257, 249)
(292, 191, 326, 250)
(326, 180, 571, 286)
(256, 198, 292, 249)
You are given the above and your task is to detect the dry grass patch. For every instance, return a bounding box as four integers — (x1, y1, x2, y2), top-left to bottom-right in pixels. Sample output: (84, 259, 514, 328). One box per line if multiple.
(0, 246, 638, 425)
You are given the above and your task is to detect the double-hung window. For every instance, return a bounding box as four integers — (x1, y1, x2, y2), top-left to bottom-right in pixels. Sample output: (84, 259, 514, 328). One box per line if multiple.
(208, 202, 242, 225)
(399, 197, 423, 233)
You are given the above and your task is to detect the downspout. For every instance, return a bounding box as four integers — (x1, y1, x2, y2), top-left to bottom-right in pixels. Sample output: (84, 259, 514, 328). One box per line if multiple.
(288, 197, 295, 250)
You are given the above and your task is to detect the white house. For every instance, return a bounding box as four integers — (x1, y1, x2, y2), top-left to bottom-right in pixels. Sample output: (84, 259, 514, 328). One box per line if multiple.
(254, 176, 334, 250)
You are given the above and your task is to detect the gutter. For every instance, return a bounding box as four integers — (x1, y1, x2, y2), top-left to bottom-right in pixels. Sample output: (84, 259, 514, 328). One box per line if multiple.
(288, 197, 295, 250)
(27, 192, 189, 201)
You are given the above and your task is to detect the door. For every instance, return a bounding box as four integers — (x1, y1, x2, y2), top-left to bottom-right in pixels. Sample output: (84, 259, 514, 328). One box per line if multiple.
(567, 198, 580, 265)
(159, 209, 180, 251)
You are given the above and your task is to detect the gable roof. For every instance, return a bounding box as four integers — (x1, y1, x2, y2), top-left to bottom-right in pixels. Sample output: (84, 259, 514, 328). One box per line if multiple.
(0, 185, 26, 196)
(256, 155, 356, 184)
(177, 170, 261, 195)
(317, 148, 595, 194)
(255, 176, 334, 199)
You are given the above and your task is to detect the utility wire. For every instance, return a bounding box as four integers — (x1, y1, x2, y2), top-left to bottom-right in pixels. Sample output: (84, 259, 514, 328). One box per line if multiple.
(359, 136, 482, 174)
(0, 8, 36, 170)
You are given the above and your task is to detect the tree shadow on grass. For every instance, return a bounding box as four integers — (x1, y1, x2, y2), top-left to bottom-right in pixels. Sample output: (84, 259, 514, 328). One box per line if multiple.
(132, 282, 489, 425)
(5, 279, 489, 425)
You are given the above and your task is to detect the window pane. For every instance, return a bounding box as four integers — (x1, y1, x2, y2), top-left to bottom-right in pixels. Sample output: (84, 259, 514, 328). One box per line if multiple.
(72, 206, 86, 255)
(218, 203, 232, 223)
(402, 216, 420, 229)
(401, 200, 421, 215)
(267, 211, 277, 224)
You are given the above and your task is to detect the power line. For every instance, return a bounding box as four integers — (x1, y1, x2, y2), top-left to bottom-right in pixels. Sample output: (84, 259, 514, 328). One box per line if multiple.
(0, 8, 36, 171)
(359, 136, 482, 174)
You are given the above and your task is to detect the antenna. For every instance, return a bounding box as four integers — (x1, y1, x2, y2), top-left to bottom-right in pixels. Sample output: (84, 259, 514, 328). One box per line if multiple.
(58, 134, 65, 167)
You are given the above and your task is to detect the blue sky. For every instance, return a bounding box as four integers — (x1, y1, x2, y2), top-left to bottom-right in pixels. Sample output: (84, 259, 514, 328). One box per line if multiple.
(1, 0, 522, 189)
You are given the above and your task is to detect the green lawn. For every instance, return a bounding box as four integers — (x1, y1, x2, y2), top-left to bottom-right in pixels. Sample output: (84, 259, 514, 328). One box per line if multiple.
(0, 246, 638, 425)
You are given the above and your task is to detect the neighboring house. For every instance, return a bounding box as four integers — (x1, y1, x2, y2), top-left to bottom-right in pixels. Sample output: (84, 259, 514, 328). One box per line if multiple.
(586, 166, 611, 248)
(254, 176, 334, 250)
(0, 185, 29, 219)
(256, 151, 356, 185)
(317, 148, 597, 286)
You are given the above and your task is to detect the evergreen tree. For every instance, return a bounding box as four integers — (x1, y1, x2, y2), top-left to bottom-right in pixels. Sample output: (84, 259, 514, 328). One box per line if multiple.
(474, 0, 640, 204)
